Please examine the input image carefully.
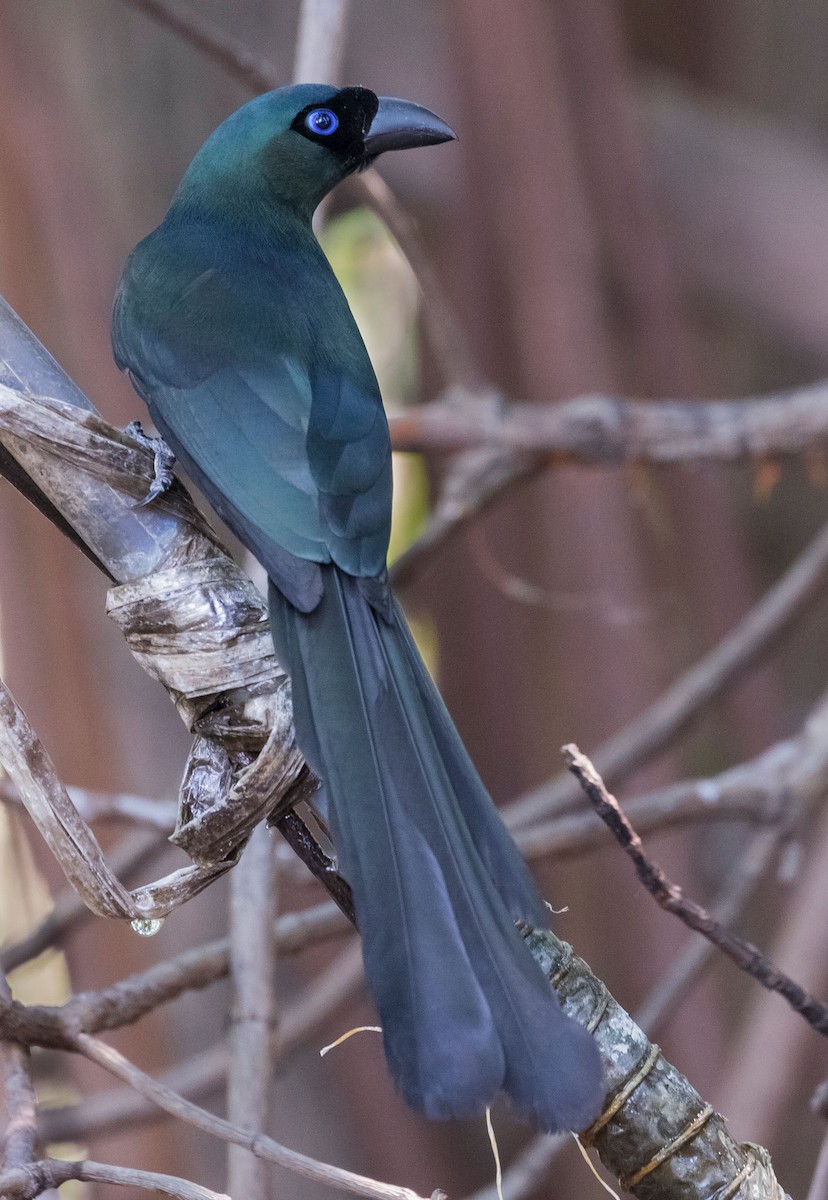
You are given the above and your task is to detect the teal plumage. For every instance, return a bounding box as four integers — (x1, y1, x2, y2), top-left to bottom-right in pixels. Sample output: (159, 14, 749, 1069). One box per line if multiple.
(113, 84, 603, 1131)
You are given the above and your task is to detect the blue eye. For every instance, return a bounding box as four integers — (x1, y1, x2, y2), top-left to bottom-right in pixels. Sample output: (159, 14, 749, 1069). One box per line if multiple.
(305, 108, 339, 136)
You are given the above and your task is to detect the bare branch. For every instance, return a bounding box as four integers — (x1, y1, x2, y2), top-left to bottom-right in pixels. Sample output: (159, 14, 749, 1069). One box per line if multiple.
(563, 743, 828, 1036)
(71, 1031, 430, 1200)
(0, 1156, 230, 1200)
(633, 828, 786, 1034)
(390, 379, 828, 463)
(0, 830, 177, 974)
(273, 808, 356, 922)
(0, 675, 231, 921)
(514, 761, 787, 861)
(40, 940, 364, 1143)
(516, 685, 828, 861)
(1, 899, 349, 1056)
(0, 777, 177, 830)
(526, 929, 786, 1198)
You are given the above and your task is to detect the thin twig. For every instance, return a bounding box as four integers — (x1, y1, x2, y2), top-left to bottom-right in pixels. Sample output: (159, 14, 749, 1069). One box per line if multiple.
(563, 743, 828, 1035)
(519, 683, 828, 860)
(1, 901, 349, 1052)
(506, 517, 828, 829)
(0, 1157, 230, 1200)
(0, 777, 177, 829)
(227, 823, 277, 1199)
(514, 762, 789, 861)
(633, 828, 785, 1034)
(71, 1031, 429, 1200)
(274, 809, 356, 923)
(40, 940, 364, 1143)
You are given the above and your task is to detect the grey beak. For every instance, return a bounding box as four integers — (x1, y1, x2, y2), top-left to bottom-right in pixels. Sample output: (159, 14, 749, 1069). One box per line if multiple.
(363, 96, 457, 156)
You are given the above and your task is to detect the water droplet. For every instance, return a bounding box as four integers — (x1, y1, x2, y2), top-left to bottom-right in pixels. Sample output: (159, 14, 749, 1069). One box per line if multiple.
(131, 916, 164, 937)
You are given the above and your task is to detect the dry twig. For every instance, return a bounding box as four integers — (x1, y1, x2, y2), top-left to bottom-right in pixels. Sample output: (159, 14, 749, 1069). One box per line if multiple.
(71, 1032, 429, 1200)
(40, 940, 364, 1143)
(0, 1157, 231, 1200)
(563, 743, 828, 1036)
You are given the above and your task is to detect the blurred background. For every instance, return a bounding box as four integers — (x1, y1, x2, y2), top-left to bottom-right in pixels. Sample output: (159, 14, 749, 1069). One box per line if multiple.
(1, 1, 828, 1196)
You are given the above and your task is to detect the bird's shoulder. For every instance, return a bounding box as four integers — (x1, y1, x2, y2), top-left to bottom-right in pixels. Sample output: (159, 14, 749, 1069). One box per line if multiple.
(115, 217, 302, 384)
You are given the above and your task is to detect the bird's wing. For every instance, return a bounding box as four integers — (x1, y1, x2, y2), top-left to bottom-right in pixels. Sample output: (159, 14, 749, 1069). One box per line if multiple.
(113, 238, 392, 612)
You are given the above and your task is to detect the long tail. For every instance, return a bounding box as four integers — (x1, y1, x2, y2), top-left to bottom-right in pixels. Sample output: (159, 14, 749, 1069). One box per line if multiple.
(268, 566, 603, 1132)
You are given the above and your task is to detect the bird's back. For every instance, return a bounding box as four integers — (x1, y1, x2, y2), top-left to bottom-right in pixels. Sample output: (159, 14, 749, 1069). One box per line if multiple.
(113, 206, 393, 607)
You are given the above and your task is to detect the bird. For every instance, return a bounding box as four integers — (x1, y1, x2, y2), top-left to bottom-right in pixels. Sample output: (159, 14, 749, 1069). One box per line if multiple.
(112, 83, 603, 1133)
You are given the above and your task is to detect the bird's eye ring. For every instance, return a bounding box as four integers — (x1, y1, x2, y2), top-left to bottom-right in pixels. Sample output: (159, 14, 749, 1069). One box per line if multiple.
(305, 108, 339, 136)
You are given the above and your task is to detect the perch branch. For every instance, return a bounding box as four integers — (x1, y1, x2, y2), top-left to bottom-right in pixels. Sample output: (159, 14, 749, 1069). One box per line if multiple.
(462, 825, 786, 1200)
(0, 302, 351, 918)
(39, 940, 364, 1143)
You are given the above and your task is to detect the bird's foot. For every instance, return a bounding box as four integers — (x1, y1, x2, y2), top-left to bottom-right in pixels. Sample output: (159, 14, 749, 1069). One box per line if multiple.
(126, 420, 177, 508)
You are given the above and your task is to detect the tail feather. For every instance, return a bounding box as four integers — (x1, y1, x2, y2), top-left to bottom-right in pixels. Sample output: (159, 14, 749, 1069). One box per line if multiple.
(268, 567, 603, 1131)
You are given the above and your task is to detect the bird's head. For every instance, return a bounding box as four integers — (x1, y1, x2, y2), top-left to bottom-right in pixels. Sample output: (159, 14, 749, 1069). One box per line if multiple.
(173, 84, 456, 220)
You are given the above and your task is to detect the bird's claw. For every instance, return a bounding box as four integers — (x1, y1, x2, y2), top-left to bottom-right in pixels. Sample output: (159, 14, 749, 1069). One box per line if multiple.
(126, 420, 176, 508)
